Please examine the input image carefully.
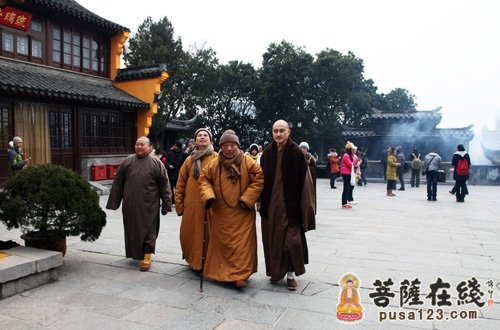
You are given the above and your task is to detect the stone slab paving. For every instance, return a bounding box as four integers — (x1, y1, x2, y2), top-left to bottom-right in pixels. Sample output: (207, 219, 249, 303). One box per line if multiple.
(0, 179, 499, 329)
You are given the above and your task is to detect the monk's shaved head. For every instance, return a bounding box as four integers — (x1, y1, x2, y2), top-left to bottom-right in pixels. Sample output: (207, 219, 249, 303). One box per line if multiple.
(136, 136, 151, 146)
(273, 119, 289, 130)
(135, 136, 152, 157)
(272, 119, 291, 148)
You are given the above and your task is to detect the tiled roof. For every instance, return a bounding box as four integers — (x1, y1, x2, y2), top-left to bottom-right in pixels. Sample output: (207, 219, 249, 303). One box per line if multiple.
(115, 64, 168, 82)
(343, 128, 474, 139)
(0, 57, 149, 109)
(372, 107, 442, 120)
(24, 0, 129, 32)
(434, 127, 474, 138)
(165, 115, 197, 132)
(342, 130, 377, 137)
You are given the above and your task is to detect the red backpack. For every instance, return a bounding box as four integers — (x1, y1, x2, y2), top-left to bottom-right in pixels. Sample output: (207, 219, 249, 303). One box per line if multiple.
(456, 158, 469, 176)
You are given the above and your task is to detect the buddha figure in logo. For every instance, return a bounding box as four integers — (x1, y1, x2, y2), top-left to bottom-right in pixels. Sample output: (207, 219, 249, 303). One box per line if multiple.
(337, 275, 362, 321)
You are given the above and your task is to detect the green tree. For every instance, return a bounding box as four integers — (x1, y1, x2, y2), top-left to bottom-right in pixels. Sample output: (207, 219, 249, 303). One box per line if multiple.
(124, 17, 219, 148)
(305, 50, 374, 154)
(197, 61, 259, 147)
(255, 41, 314, 144)
(381, 88, 417, 112)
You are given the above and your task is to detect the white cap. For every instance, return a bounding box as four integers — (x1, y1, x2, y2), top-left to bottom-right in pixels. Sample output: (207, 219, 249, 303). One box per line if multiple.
(299, 142, 309, 150)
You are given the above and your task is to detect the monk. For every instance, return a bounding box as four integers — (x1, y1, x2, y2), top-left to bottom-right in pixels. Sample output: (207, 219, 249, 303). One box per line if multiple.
(174, 128, 217, 270)
(199, 129, 264, 288)
(259, 119, 316, 290)
(106, 136, 171, 271)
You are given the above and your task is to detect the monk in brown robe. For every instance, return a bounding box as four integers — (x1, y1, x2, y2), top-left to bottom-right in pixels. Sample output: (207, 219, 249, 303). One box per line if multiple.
(106, 136, 171, 271)
(260, 120, 316, 290)
(175, 128, 217, 270)
(199, 129, 264, 288)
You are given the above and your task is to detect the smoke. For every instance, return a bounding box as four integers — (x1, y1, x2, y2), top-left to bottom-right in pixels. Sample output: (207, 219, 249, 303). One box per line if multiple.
(470, 110, 500, 165)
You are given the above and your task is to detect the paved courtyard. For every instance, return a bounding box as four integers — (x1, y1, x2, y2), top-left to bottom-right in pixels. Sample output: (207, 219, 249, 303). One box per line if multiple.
(1, 179, 499, 329)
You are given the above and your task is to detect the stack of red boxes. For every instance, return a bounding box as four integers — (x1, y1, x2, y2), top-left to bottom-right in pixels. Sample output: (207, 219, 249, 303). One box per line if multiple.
(91, 164, 107, 181)
(107, 164, 120, 180)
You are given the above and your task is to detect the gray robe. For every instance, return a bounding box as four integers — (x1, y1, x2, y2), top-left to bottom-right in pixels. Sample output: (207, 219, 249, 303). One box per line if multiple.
(106, 154, 171, 260)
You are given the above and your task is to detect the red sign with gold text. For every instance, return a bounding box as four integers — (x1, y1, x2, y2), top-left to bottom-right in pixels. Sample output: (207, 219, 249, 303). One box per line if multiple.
(0, 6, 32, 32)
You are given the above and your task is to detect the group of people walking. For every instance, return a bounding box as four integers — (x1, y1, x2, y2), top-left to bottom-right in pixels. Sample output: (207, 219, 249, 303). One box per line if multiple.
(106, 120, 316, 291)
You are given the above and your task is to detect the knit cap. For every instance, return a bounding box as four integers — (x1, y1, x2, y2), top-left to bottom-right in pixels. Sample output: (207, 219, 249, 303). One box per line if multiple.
(219, 129, 240, 147)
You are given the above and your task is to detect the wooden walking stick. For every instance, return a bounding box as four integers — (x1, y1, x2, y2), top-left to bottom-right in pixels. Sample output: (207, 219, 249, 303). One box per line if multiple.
(199, 208, 209, 292)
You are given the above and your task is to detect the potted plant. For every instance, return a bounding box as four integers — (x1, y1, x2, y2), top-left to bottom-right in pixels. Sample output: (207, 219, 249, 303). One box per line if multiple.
(0, 164, 106, 255)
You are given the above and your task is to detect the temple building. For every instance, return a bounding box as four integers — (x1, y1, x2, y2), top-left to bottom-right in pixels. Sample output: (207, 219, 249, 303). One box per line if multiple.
(343, 107, 474, 162)
(0, 0, 167, 183)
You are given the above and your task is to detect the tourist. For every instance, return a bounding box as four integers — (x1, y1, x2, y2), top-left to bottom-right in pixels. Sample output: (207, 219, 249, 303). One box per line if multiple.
(451, 144, 471, 202)
(396, 146, 406, 190)
(166, 140, 187, 196)
(380, 147, 388, 181)
(409, 148, 422, 188)
(386, 146, 400, 196)
(341, 142, 357, 208)
(299, 141, 318, 200)
(246, 143, 261, 163)
(328, 148, 340, 189)
(357, 149, 368, 186)
(423, 149, 442, 201)
(8, 136, 29, 174)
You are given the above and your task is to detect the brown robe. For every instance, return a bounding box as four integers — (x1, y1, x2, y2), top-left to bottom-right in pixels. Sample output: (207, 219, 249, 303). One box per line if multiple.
(106, 154, 171, 260)
(198, 154, 264, 282)
(260, 139, 316, 280)
(174, 152, 218, 270)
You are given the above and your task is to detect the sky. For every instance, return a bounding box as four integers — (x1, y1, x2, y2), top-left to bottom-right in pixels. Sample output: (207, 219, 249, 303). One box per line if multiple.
(77, 0, 500, 162)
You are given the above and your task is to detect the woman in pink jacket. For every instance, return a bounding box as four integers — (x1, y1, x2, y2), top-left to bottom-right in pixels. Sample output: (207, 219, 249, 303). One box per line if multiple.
(341, 142, 358, 209)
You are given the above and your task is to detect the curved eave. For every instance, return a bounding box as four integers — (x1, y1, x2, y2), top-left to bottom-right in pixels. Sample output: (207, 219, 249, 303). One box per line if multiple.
(25, 0, 129, 33)
(0, 84, 148, 109)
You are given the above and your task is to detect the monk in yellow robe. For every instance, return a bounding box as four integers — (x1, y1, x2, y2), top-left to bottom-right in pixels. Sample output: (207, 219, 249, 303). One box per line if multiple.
(175, 128, 217, 270)
(199, 129, 264, 288)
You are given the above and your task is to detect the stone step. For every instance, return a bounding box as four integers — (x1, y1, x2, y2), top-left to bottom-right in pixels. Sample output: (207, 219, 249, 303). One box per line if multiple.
(0, 246, 63, 299)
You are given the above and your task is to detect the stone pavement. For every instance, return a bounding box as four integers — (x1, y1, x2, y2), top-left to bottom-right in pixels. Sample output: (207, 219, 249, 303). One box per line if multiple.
(0, 179, 499, 329)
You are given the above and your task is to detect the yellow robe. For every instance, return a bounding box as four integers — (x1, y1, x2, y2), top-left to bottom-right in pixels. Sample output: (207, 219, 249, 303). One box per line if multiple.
(199, 154, 264, 282)
(386, 153, 398, 181)
(174, 152, 218, 270)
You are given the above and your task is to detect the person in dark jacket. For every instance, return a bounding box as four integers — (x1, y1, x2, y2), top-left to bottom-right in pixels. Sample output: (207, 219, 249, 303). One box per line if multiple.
(451, 144, 471, 202)
(166, 141, 187, 196)
(395, 146, 406, 190)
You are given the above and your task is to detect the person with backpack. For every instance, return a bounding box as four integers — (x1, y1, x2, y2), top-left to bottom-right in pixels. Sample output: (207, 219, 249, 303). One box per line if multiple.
(409, 148, 422, 188)
(451, 144, 471, 202)
(423, 149, 442, 201)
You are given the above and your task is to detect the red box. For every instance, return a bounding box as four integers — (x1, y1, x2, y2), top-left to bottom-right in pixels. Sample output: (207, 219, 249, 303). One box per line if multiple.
(91, 164, 107, 181)
(107, 164, 120, 180)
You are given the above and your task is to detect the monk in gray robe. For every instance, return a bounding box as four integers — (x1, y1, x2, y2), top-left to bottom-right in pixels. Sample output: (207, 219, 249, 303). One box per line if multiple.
(106, 136, 171, 271)
(259, 120, 316, 290)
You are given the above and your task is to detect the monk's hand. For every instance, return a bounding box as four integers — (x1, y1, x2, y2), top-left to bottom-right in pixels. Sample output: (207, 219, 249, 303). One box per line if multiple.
(206, 198, 215, 209)
(161, 203, 168, 215)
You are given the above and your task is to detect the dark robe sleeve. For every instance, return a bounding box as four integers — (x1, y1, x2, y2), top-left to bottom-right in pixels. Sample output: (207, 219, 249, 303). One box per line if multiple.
(300, 167, 316, 232)
(158, 161, 172, 212)
(106, 157, 130, 210)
